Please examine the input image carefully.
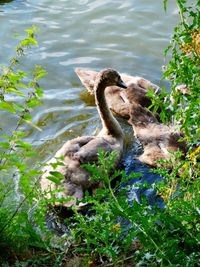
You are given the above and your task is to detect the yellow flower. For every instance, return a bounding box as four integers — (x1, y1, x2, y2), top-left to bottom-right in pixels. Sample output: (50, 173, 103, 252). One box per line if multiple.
(189, 146, 200, 162)
(110, 223, 121, 232)
(180, 28, 200, 55)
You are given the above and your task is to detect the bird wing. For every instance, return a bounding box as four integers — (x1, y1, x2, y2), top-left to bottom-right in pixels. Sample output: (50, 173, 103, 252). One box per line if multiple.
(73, 137, 114, 164)
(59, 136, 95, 157)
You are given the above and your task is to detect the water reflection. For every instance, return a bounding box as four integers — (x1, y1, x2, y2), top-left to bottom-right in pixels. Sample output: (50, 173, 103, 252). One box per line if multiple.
(0, 0, 14, 5)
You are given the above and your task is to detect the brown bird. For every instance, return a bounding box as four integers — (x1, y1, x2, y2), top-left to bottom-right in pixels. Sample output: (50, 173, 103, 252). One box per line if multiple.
(41, 69, 127, 207)
(75, 68, 160, 119)
(76, 68, 187, 168)
(128, 102, 187, 167)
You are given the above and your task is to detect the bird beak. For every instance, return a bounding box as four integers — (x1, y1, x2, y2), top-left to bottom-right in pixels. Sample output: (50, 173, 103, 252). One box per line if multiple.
(117, 80, 127, 89)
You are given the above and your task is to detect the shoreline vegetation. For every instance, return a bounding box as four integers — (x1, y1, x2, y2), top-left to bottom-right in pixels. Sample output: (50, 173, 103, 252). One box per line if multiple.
(0, 1, 199, 266)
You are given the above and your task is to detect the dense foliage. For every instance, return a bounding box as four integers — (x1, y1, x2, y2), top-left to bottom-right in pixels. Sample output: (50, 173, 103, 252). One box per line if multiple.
(0, 0, 199, 266)
(151, 0, 200, 146)
(0, 27, 51, 261)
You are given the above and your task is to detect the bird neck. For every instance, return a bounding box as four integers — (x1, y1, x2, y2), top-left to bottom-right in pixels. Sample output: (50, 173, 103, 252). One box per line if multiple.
(94, 80, 124, 138)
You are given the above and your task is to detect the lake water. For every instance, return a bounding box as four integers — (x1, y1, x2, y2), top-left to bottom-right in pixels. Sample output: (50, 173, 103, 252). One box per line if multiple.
(0, 0, 178, 169)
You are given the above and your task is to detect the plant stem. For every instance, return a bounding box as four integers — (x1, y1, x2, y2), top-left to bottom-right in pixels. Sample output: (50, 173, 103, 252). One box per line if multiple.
(107, 180, 172, 265)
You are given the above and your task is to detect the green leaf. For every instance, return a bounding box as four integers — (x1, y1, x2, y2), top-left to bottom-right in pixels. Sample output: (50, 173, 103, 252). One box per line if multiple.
(16, 140, 32, 150)
(22, 113, 32, 120)
(49, 171, 65, 179)
(50, 161, 65, 169)
(163, 0, 167, 12)
(35, 87, 43, 97)
(25, 26, 39, 37)
(46, 171, 65, 186)
(33, 66, 47, 80)
(46, 176, 62, 185)
(26, 98, 41, 108)
(0, 102, 16, 113)
(13, 103, 25, 112)
(28, 169, 42, 177)
(29, 37, 38, 46)
(20, 39, 37, 47)
(16, 83, 28, 89)
(13, 131, 26, 138)
(0, 142, 10, 149)
(5, 87, 24, 97)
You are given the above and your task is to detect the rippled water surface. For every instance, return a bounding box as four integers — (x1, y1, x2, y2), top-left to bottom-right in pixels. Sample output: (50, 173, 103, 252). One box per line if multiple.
(0, 0, 178, 165)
